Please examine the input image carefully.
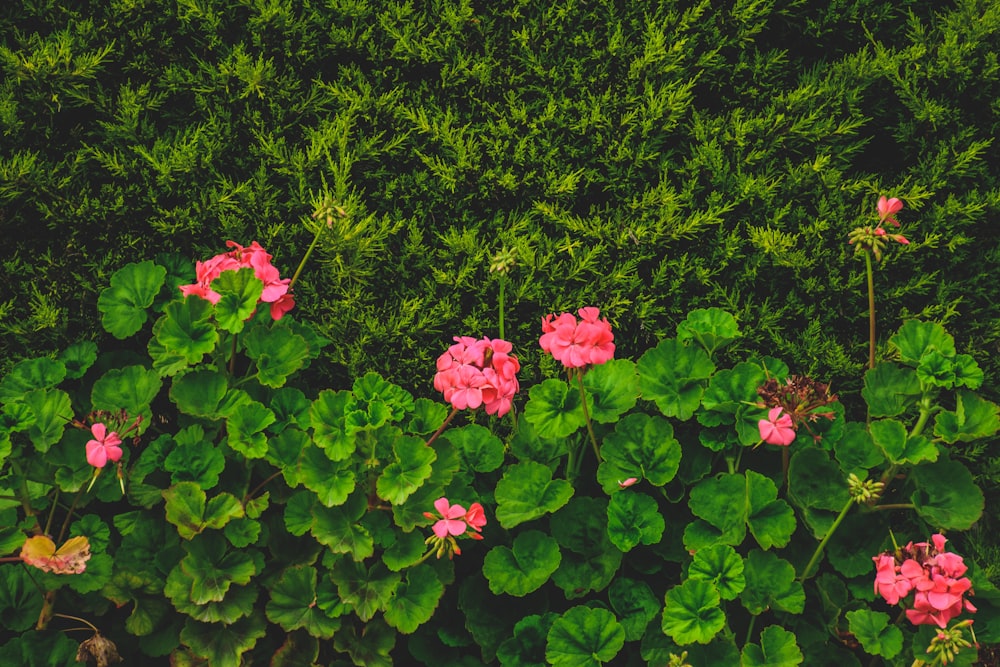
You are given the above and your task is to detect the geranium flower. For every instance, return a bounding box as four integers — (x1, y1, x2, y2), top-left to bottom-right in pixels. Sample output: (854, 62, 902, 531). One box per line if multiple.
(424, 497, 468, 538)
(179, 240, 294, 320)
(539, 307, 615, 369)
(20, 535, 91, 575)
(433, 336, 520, 417)
(758, 407, 796, 446)
(85, 423, 123, 468)
(465, 503, 487, 538)
(877, 196, 904, 226)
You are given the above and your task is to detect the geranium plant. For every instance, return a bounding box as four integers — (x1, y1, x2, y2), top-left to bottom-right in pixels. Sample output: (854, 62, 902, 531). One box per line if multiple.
(0, 197, 997, 666)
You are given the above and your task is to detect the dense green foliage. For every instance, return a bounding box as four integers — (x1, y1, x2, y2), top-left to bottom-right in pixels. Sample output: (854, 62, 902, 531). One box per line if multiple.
(3, 0, 1000, 397)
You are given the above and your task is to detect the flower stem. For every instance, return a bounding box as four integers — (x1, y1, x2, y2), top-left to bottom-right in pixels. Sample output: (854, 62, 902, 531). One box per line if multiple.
(864, 250, 876, 371)
(53, 613, 99, 633)
(425, 407, 460, 448)
(799, 498, 853, 581)
(498, 276, 506, 341)
(288, 221, 325, 290)
(576, 372, 601, 462)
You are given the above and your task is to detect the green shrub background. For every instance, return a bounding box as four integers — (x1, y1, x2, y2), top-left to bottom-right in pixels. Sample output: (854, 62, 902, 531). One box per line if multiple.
(3, 0, 999, 400)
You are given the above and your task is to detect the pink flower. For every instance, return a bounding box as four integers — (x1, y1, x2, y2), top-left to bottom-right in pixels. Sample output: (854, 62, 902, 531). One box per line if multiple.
(758, 407, 796, 446)
(618, 477, 639, 489)
(85, 423, 123, 468)
(178, 241, 294, 320)
(539, 307, 615, 369)
(465, 503, 487, 538)
(424, 497, 468, 538)
(877, 196, 904, 227)
(433, 337, 520, 417)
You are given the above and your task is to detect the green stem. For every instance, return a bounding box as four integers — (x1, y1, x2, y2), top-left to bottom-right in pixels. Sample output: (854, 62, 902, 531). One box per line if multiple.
(228, 333, 238, 376)
(243, 470, 283, 505)
(799, 498, 853, 581)
(871, 503, 915, 511)
(744, 614, 758, 649)
(53, 613, 99, 633)
(498, 276, 506, 341)
(288, 222, 325, 289)
(864, 250, 876, 371)
(56, 488, 86, 544)
(576, 371, 601, 462)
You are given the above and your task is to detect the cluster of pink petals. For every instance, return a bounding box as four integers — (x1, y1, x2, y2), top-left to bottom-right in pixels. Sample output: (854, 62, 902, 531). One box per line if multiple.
(85, 423, 123, 468)
(758, 407, 796, 446)
(875, 196, 909, 246)
(873, 534, 976, 628)
(424, 497, 487, 541)
(433, 337, 520, 417)
(539, 307, 615, 369)
(179, 241, 295, 320)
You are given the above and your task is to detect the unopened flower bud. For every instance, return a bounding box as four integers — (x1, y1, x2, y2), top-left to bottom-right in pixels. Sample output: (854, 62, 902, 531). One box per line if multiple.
(848, 473, 885, 504)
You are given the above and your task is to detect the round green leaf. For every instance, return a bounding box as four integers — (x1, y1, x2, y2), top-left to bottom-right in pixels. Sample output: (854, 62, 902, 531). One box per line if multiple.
(494, 461, 574, 529)
(376, 435, 436, 504)
(98, 260, 167, 338)
(583, 359, 639, 423)
(787, 447, 850, 512)
(834, 422, 884, 472)
(483, 530, 561, 596)
(637, 338, 715, 420)
(244, 325, 310, 388)
(740, 550, 804, 615)
(212, 268, 264, 333)
(21, 388, 72, 452)
(91, 364, 163, 431)
(546, 606, 625, 667)
(933, 390, 1000, 444)
(180, 611, 267, 667)
(870, 418, 938, 465)
(266, 566, 341, 638)
(608, 578, 660, 641)
(662, 579, 725, 645)
(155, 296, 219, 364)
(675, 307, 740, 356)
(741, 625, 803, 667)
(861, 363, 921, 418)
(169, 369, 227, 418)
(911, 456, 984, 530)
(497, 613, 558, 667)
(597, 413, 681, 491)
(845, 609, 902, 659)
(688, 544, 745, 600)
(607, 491, 664, 552)
(383, 564, 444, 634)
(442, 424, 504, 472)
(889, 320, 956, 365)
(523, 378, 589, 438)
(0, 357, 66, 403)
(746, 470, 796, 550)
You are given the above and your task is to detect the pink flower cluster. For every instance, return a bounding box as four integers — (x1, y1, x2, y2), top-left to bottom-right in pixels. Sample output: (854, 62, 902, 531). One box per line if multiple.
(539, 307, 615, 369)
(179, 241, 294, 320)
(433, 337, 520, 417)
(423, 497, 487, 558)
(874, 534, 976, 628)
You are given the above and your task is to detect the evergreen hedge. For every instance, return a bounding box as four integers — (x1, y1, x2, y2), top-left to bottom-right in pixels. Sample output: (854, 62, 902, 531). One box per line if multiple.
(2, 0, 999, 397)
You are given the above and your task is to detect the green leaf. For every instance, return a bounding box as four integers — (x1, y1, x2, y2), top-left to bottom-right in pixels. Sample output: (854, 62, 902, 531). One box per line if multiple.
(546, 606, 625, 667)
(270, 387, 311, 433)
(676, 308, 740, 356)
(509, 413, 568, 465)
(407, 398, 448, 435)
(869, 419, 938, 465)
(266, 566, 340, 638)
(662, 579, 725, 645)
(916, 350, 956, 388)
(176, 532, 260, 604)
(700, 363, 767, 425)
(583, 359, 639, 423)
(740, 550, 804, 615)
(382, 530, 426, 572)
(383, 564, 444, 634)
(834, 422, 885, 472)
(495, 461, 574, 529)
(953, 354, 984, 390)
(861, 363, 921, 418)
(311, 504, 373, 561)
(911, 457, 984, 530)
(688, 544, 745, 600)
(309, 390, 356, 461)
(98, 260, 167, 338)
(0, 568, 44, 631)
(845, 609, 902, 659)
(332, 617, 395, 667)
(91, 364, 162, 431)
(550, 497, 622, 598)
(442, 424, 504, 472)
(637, 338, 715, 420)
(889, 320, 956, 364)
(163, 482, 244, 539)
(606, 491, 664, 552)
(0, 357, 66, 403)
(212, 268, 263, 333)
(377, 435, 436, 504)
(523, 378, 589, 438)
(787, 448, 850, 511)
(484, 530, 561, 596)
(746, 470, 796, 550)
(608, 578, 660, 642)
(156, 296, 219, 364)
(223, 517, 260, 548)
(169, 369, 227, 418)
(740, 625, 803, 666)
(226, 400, 276, 459)
(56, 342, 96, 380)
(300, 444, 355, 507)
(934, 390, 1000, 444)
(180, 612, 267, 667)
(497, 613, 558, 667)
(597, 413, 682, 492)
(331, 559, 401, 622)
(21, 388, 72, 452)
(684, 473, 747, 550)
(244, 324, 310, 388)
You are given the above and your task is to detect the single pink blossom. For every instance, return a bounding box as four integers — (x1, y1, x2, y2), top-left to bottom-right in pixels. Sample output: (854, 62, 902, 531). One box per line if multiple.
(877, 196, 904, 226)
(465, 503, 487, 538)
(424, 497, 468, 538)
(758, 407, 796, 446)
(85, 423, 123, 468)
